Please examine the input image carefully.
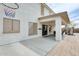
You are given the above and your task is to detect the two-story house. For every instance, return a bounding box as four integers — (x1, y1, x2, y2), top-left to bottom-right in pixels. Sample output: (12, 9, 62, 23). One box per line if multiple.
(0, 3, 70, 45)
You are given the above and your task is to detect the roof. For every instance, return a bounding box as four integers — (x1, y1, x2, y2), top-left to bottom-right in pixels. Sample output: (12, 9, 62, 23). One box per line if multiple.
(38, 11, 70, 24)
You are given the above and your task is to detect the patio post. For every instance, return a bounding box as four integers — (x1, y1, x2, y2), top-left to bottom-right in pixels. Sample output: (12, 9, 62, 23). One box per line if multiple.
(38, 21, 42, 36)
(55, 17, 62, 41)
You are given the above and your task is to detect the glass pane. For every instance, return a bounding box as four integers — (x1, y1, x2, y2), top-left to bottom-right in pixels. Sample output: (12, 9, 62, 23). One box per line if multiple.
(13, 20, 20, 33)
(3, 18, 12, 33)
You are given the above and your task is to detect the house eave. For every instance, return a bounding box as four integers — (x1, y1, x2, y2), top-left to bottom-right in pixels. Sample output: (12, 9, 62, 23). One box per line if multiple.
(38, 11, 70, 24)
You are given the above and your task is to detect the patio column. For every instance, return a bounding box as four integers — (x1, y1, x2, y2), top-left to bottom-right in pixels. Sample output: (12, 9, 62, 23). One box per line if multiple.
(55, 17, 62, 41)
(38, 21, 42, 36)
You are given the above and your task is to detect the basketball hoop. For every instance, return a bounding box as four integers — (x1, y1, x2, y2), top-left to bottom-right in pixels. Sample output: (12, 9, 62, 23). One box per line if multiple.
(2, 3, 19, 9)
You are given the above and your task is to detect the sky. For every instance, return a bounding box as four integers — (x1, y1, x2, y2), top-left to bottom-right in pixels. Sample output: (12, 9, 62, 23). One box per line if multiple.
(47, 3, 79, 28)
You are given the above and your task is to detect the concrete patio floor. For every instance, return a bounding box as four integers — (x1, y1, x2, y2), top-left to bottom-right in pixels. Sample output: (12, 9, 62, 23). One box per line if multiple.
(21, 35, 58, 56)
(48, 33, 79, 56)
(0, 35, 58, 56)
(0, 33, 79, 56)
(0, 42, 39, 56)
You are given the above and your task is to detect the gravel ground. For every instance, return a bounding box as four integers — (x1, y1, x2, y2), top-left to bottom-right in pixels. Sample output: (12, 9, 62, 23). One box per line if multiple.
(48, 33, 79, 56)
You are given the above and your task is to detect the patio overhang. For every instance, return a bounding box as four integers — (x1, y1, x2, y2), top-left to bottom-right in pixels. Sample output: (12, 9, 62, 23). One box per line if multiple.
(38, 11, 70, 41)
(38, 11, 70, 25)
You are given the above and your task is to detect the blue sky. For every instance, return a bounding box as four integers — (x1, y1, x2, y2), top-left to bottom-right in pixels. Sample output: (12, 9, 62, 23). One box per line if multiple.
(47, 3, 79, 28)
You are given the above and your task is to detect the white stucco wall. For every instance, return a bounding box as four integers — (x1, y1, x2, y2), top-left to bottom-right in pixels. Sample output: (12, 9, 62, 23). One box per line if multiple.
(44, 7, 49, 16)
(0, 3, 41, 45)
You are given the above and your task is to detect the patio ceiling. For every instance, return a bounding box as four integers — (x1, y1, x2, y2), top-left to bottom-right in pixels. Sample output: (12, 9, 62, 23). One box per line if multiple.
(38, 11, 70, 25)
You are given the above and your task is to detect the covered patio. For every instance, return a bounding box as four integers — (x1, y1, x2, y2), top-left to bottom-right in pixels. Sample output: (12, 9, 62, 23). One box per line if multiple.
(20, 12, 70, 56)
(38, 11, 70, 41)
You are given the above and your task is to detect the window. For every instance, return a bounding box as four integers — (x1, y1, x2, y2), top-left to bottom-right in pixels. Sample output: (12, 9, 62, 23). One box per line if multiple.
(3, 18, 20, 33)
(12, 20, 20, 33)
(28, 22, 37, 36)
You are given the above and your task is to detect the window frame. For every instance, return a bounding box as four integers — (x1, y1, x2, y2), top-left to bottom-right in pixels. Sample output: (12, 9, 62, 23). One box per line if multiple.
(3, 18, 20, 33)
(28, 22, 37, 36)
